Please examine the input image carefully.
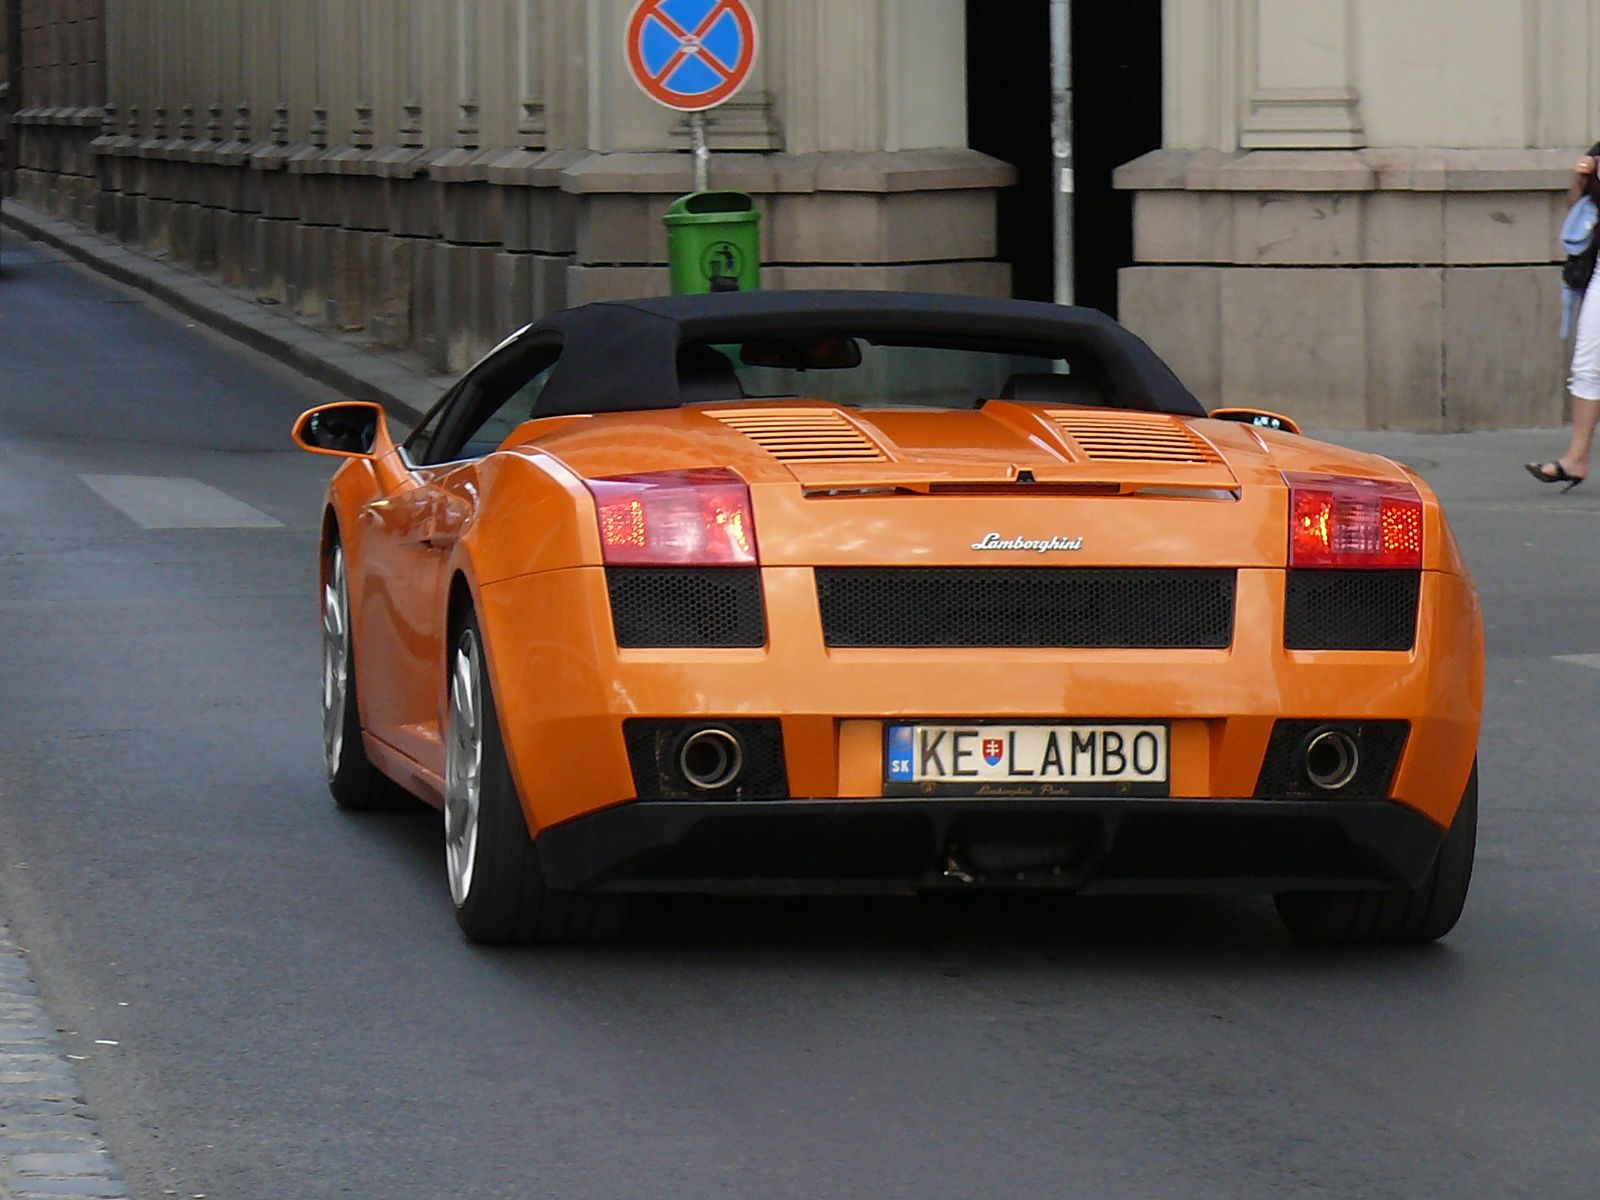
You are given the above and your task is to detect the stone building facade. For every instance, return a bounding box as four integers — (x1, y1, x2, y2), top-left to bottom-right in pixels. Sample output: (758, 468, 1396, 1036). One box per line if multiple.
(7, 0, 1008, 376)
(2, 0, 1591, 429)
(1119, 0, 1588, 431)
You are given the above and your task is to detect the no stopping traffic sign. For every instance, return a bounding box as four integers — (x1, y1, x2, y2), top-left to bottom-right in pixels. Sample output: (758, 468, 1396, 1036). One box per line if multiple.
(626, 0, 759, 113)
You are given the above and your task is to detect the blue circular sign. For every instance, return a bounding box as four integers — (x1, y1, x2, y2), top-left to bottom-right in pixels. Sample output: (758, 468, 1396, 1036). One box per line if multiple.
(626, 0, 759, 112)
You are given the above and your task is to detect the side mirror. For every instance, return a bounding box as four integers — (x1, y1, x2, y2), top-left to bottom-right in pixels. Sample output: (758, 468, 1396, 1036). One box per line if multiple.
(293, 401, 388, 458)
(1210, 407, 1302, 436)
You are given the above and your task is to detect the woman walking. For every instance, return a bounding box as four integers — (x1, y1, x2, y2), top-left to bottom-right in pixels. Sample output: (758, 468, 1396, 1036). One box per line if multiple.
(1528, 145, 1600, 491)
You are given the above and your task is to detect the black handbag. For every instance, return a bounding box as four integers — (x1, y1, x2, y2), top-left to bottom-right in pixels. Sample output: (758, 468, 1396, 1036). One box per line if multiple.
(1561, 184, 1600, 294)
(1564, 230, 1600, 291)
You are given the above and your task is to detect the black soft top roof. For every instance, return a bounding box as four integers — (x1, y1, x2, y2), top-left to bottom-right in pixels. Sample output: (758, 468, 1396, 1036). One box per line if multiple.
(521, 290, 1202, 418)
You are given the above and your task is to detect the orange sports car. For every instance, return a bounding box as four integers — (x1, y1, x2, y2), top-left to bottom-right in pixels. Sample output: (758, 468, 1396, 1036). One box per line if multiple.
(293, 291, 1483, 946)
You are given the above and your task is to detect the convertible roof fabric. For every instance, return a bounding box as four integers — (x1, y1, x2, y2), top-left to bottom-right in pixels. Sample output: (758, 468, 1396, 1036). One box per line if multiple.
(523, 290, 1204, 418)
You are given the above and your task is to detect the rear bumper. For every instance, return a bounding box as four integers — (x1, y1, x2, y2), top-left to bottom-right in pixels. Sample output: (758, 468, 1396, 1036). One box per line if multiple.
(534, 795, 1445, 896)
(479, 565, 1484, 833)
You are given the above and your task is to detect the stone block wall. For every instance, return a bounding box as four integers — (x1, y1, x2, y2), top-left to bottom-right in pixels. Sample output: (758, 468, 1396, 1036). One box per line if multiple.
(1116, 149, 1571, 431)
(19, 135, 1012, 374)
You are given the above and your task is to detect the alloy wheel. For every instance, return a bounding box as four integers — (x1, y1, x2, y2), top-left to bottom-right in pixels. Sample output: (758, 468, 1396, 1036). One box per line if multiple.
(321, 545, 349, 778)
(444, 629, 484, 905)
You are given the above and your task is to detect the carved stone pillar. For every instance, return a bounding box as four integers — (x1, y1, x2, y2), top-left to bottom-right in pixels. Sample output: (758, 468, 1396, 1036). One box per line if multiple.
(399, 2, 425, 149)
(516, 0, 544, 150)
(352, 2, 374, 149)
(454, 0, 481, 150)
(309, 5, 329, 148)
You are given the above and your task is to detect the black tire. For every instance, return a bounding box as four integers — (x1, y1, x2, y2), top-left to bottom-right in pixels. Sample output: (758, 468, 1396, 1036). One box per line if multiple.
(323, 536, 401, 811)
(447, 610, 627, 946)
(1275, 762, 1477, 945)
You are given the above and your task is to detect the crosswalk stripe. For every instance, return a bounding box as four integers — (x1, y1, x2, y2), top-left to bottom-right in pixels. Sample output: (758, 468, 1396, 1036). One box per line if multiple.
(1553, 654, 1600, 671)
(79, 474, 284, 530)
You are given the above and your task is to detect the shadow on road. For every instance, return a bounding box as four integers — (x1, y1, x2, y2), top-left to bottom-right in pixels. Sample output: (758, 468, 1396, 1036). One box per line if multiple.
(345, 800, 1465, 975)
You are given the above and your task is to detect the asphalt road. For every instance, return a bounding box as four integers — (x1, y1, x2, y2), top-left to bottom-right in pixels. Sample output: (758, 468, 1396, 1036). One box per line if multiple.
(1, 233, 1598, 1200)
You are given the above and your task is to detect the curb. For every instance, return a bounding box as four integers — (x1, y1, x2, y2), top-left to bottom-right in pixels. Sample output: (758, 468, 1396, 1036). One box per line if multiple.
(0, 924, 128, 1200)
(1, 201, 444, 422)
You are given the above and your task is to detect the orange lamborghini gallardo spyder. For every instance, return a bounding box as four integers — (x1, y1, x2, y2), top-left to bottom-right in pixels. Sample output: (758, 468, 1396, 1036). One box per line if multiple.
(293, 291, 1483, 946)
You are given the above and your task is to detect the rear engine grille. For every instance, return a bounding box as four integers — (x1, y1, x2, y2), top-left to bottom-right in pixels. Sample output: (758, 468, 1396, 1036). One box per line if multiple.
(624, 719, 790, 800)
(1284, 570, 1419, 651)
(606, 567, 766, 648)
(708, 409, 887, 461)
(1049, 410, 1223, 463)
(1254, 719, 1410, 800)
(815, 568, 1236, 649)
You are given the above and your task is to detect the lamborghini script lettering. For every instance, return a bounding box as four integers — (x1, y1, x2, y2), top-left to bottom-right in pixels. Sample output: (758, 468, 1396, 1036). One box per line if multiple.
(971, 533, 1085, 553)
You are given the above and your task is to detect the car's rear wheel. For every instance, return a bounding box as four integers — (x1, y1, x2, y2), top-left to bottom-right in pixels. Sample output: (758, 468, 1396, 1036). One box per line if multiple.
(1275, 762, 1477, 945)
(444, 609, 626, 945)
(322, 538, 397, 810)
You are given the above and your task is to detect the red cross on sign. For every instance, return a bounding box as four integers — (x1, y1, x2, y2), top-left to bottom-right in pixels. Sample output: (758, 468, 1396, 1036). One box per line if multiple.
(626, 0, 760, 113)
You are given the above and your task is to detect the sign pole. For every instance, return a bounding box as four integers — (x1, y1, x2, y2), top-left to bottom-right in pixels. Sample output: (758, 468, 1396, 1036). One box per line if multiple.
(689, 112, 710, 193)
(1051, 0, 1074, 306)
(628, 0, 762, 293)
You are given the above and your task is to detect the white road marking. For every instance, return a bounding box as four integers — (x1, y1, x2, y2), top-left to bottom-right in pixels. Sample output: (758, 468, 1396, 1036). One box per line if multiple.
(1554, 654, 1600, 671)
(80, 474, 283, 530)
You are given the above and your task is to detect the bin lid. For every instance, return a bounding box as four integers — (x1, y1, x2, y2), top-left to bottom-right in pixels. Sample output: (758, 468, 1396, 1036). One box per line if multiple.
(664, 190, 760, 224)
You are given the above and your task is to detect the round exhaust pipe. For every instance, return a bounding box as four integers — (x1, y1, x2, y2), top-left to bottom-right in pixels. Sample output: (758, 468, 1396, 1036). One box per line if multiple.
(1300, 728, 1361, 792)
(678, 728, 745, 791)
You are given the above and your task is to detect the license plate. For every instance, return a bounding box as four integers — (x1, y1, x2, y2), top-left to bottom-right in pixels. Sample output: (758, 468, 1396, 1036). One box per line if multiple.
(885, 722, 1168, 794)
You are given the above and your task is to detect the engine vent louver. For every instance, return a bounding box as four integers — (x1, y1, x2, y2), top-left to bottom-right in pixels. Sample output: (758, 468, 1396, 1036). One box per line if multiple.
(1048, 410, 1223, 464)
(708, 409, 887, 462)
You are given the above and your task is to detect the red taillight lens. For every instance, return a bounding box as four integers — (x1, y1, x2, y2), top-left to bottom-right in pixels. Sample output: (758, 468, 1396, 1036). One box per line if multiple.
(585, 469, 758, 565)
(1286, 473, 1423, 568)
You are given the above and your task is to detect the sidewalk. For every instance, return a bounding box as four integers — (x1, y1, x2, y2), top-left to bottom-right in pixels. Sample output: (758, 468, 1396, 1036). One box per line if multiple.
(0, 924, 128, 1200)
(1, 200, 448, 423)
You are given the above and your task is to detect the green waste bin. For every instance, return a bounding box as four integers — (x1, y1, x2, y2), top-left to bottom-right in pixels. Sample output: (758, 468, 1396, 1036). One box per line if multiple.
(663, 190, 761, 295)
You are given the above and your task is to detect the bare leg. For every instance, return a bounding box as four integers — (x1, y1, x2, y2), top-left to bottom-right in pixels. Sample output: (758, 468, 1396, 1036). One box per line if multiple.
(1542, 234, 1600, 482)
(1560, 395, 1600, 478)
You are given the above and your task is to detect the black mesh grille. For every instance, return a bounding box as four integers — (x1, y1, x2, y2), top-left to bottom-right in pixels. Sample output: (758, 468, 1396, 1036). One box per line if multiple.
(1284, 570, 1419, 651)
(606, 567, 765, 648)
(623, 719, 789, 800)
(1253, 720, 1409, 800)
(815, 568, 1236, 649)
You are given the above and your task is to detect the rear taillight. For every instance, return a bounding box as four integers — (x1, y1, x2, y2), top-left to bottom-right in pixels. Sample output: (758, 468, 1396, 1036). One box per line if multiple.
(1285, 473, 1423, 569)
(585, 469, 758, 565)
